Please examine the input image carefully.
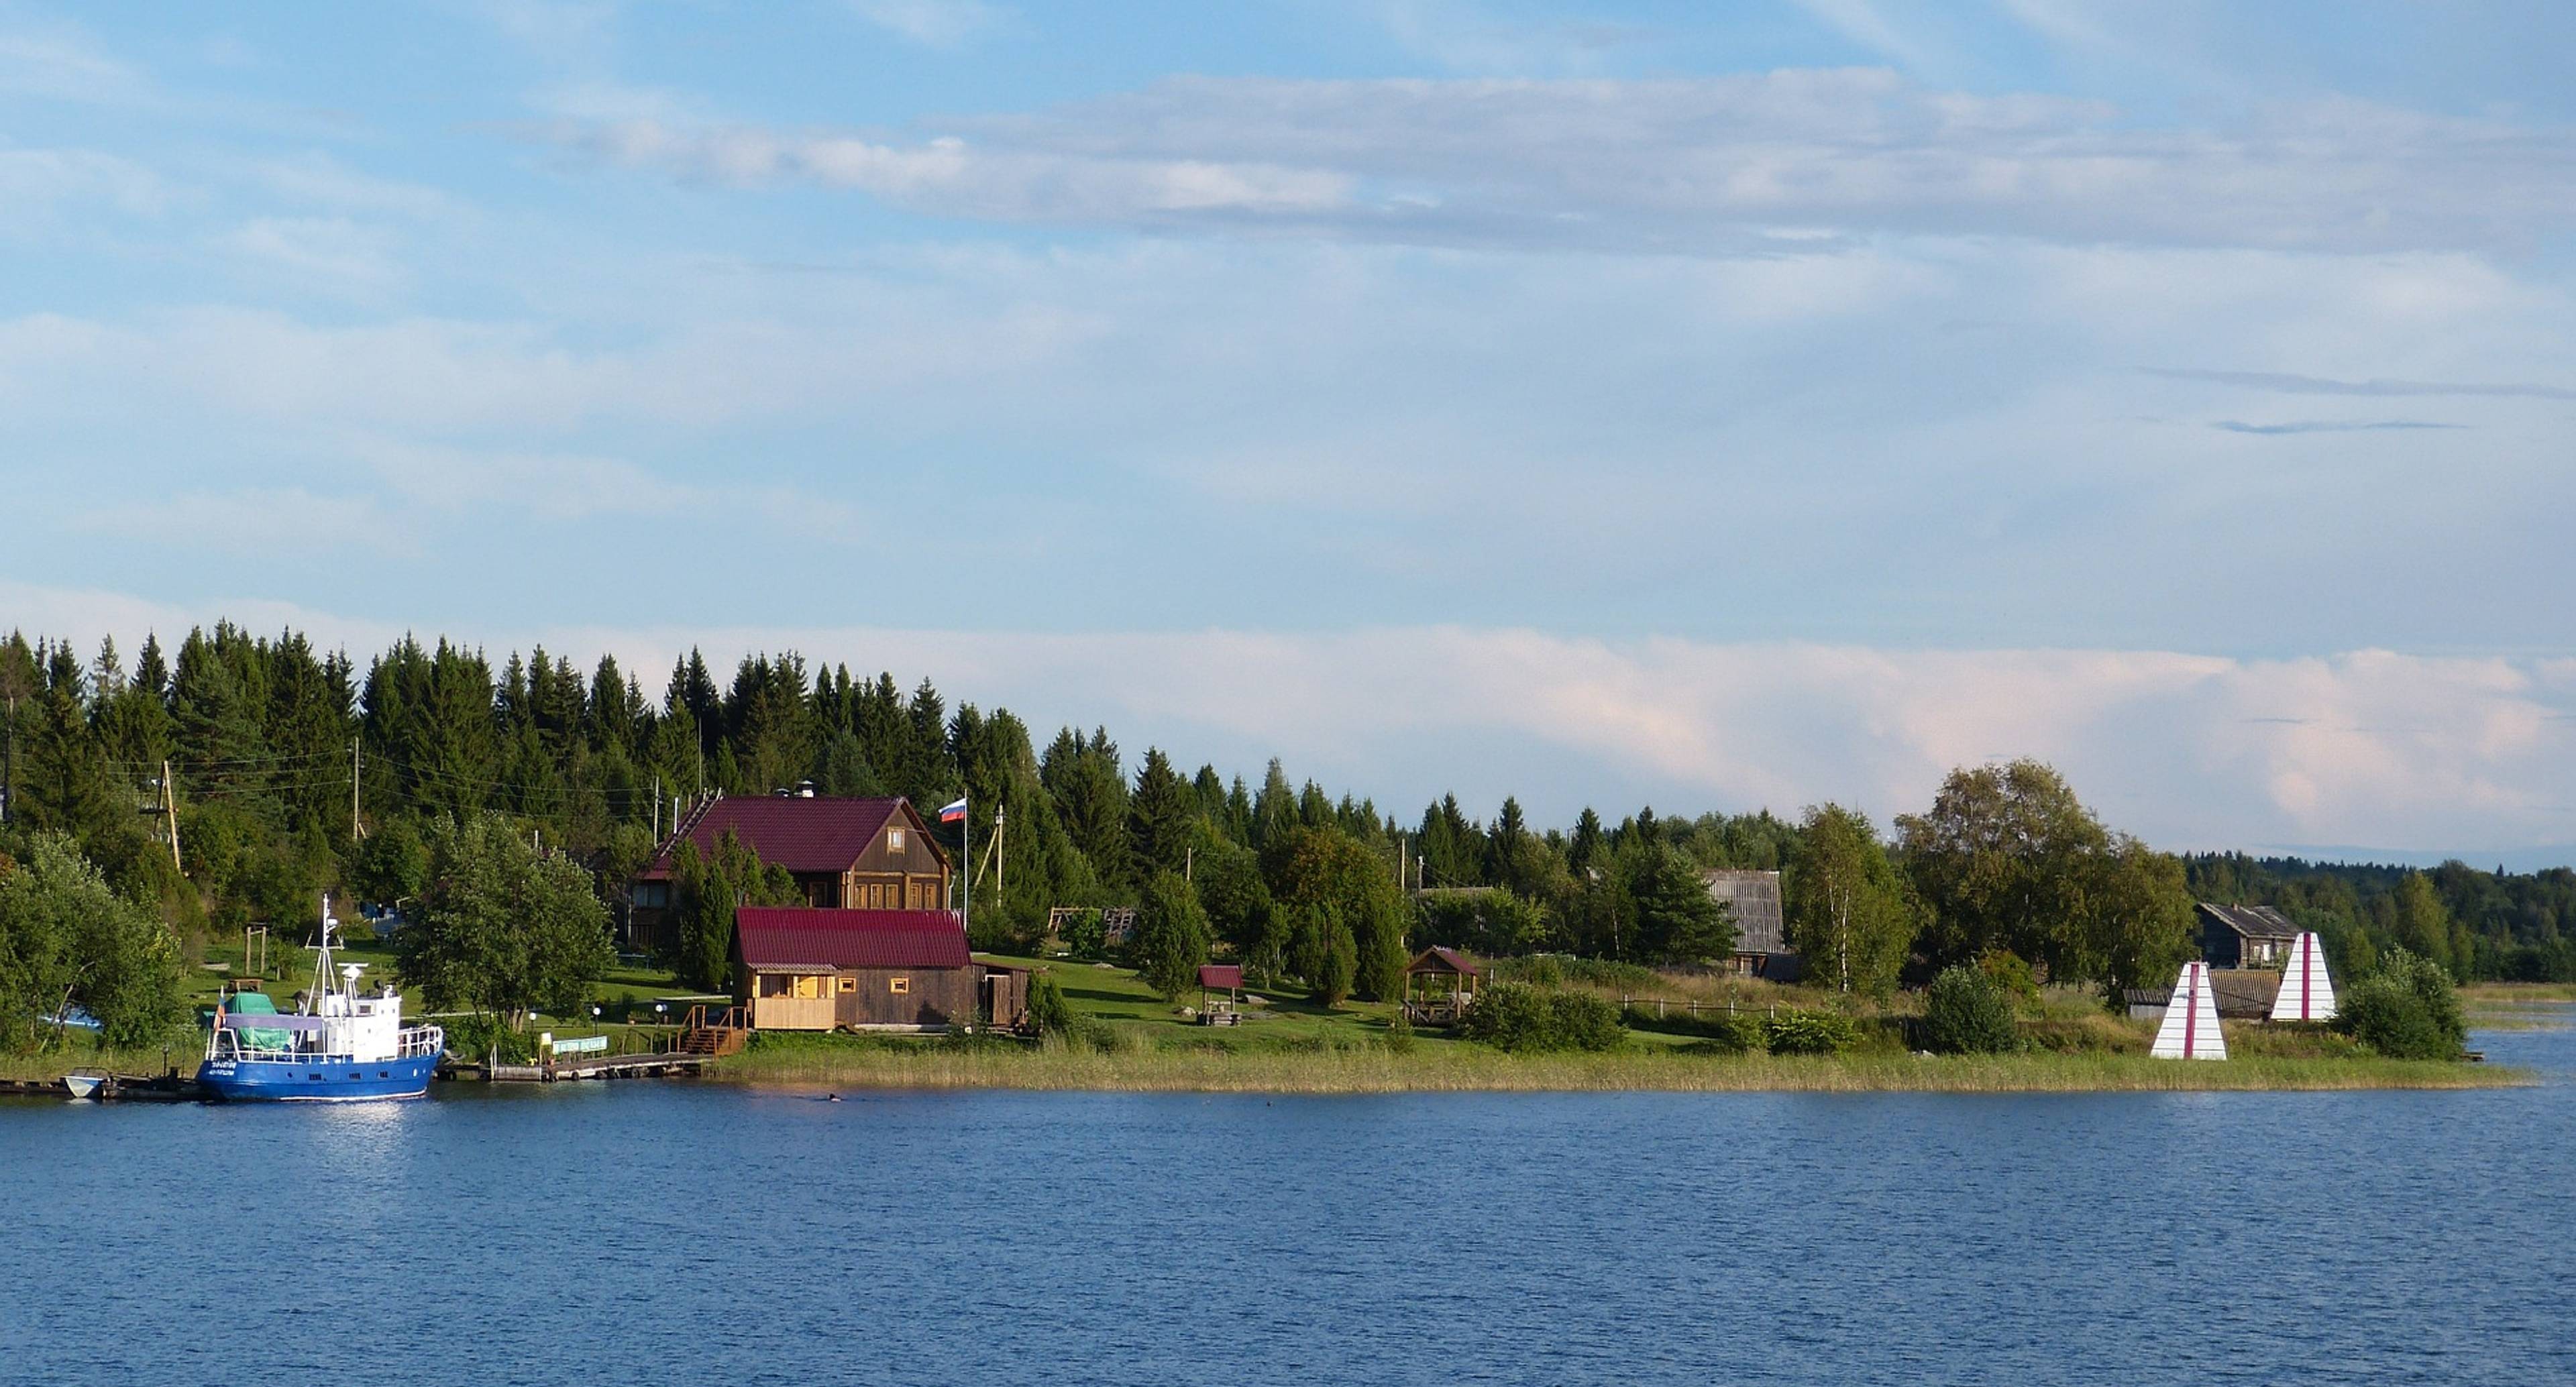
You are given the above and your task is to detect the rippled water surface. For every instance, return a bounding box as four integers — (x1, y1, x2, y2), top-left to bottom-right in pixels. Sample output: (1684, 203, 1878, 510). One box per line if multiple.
(6, 1021, 2571, 1386)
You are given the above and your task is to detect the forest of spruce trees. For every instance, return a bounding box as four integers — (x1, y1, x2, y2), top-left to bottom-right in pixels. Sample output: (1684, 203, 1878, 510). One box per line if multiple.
(3, 619, 2574, 1048)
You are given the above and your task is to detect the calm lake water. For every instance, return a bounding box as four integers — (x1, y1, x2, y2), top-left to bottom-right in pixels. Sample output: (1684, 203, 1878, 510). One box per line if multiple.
(6, 1020, 2573, 1386)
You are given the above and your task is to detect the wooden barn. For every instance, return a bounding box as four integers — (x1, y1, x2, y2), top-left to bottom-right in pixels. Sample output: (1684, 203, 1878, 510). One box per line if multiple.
(1701, 869, 1801, 979)
(625, 793, 952, 952)
(2199, 903, 2299, 970)
(731, 907, 1026, 1033)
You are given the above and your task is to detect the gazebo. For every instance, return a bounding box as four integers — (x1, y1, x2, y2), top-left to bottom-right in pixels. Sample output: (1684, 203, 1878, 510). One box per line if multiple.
(1403, 947, 1481, 1026)
(1198, 964, 1244, 1025)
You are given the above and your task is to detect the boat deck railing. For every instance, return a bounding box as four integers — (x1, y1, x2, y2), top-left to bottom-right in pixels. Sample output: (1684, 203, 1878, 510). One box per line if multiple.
(207, 1027, 446, 1064)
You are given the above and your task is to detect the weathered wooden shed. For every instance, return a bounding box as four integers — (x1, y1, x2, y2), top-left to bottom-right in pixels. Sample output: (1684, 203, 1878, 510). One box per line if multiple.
(731, 908, 1025, 1032)
(2198, 903, 2299, 970)
(1701, 869, 1801, 979)
(2124, 969, 2281, 1021)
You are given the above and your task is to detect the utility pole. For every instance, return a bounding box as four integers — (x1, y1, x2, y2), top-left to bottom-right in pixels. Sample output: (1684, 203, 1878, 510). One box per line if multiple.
(161, 759, 181, 872)
(1185, 844, 1193, 883)
(994, 806, 1005, 903)
(350, 736, 364, 842)
(651, 775, 661, 839)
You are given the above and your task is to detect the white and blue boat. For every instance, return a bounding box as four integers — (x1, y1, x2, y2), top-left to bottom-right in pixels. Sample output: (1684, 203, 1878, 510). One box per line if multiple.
(197, 897, 445, 1101)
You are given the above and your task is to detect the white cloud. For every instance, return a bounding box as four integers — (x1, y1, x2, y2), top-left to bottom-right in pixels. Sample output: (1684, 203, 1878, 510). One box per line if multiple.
(0, 26, 148, 103)
(848, 0, 1013, 48)
(225, 217, 407, 296)
(0, 147, 166, 225)
(533, 70, 2576, 254)
(67, 489, 385, 553)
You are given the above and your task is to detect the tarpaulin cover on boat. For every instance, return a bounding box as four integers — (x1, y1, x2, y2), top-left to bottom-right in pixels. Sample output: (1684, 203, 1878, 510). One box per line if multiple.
(220, 1012, 327, 1032)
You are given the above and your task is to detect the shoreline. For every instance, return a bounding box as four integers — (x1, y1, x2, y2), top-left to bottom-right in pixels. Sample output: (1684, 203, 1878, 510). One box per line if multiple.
(706, 1046, 2532, 1095)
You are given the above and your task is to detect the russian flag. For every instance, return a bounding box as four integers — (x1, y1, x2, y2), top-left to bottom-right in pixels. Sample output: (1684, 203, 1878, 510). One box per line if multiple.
(938, 796, 968, 824)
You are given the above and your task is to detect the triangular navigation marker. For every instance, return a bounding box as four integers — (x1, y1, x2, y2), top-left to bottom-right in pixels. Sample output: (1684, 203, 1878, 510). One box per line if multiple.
(2268, 931, 2337, 1023)
(2151, 960, 2227, 1060)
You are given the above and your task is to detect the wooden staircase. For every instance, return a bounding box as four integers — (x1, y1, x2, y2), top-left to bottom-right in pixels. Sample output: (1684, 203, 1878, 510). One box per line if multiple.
(676, 1005, 748, 1057)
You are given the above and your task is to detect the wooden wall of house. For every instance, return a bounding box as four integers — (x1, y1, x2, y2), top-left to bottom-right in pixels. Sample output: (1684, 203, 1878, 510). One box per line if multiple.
(835, 966, 983, 1029)
(839, 803, 951, 911)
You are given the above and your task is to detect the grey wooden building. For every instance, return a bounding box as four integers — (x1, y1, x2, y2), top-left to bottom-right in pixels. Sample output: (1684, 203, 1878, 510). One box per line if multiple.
(2198, 903, 2299, 970)
(1702, 869, 1801, 980)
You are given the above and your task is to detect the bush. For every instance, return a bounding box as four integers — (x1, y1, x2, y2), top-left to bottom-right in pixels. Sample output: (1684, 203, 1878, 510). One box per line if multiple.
(1764, 1009, 1860, 1055)
(1922, 964, 2020, 1054)
(1459, 981, 1625, 1053)
(1026, 973, 1073, 1037)
(2337, 949, 2467, 1060)
(440, 1013, 536, 1064)
(1383, 1009, 1415, 1054)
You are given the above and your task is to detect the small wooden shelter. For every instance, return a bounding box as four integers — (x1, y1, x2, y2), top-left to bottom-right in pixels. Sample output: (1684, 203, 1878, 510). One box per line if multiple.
(1403, 947, 1480, 1026)
(1197, 964, 1244, 1025)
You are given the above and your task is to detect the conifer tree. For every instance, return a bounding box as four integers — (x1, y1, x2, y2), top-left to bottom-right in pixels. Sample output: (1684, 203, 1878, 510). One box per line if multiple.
(1126, 747, 1197, 881)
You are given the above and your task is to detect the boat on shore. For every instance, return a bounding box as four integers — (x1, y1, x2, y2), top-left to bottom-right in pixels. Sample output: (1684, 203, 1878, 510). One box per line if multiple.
(60, 1069, 107, 1099)
(197, 897, 444, 1102)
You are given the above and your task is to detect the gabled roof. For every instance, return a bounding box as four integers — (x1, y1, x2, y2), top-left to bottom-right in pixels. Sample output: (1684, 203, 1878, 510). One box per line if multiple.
(1702, 869, 1788, 954)
(1199, 964, 1244, 990)
(2198, 902, 2299, 942)
(734, 908, 973, 970)
(1407, 946, 1479, 977)
(645, 795, 932, 877)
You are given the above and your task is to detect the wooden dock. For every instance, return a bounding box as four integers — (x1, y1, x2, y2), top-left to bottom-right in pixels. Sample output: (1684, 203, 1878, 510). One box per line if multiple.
(441, 1052, 714, 1084)
(0, 1072, 201, 1101)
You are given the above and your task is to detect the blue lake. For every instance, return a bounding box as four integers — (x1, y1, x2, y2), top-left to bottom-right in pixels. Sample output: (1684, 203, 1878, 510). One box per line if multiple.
(6, 1020, 2572, 1386)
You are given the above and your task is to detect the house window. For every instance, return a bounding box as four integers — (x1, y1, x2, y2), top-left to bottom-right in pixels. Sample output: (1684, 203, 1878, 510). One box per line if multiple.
(889, 977, 910, 995)
(888, 828, 906, 855)
(837, 977, 856, 995)
(634, 882, 669, 908)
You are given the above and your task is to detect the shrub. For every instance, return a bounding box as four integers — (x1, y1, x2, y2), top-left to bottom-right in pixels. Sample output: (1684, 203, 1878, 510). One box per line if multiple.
(1459, 981, 1626, 1053)
(1764, 1008, 1860, 1055)
(1026, 973, 1074, 1037)
(1383, 1009, 1415, 1054)
(1922, 964, 2020, 1054)
(2337, 949, 2467, 1060)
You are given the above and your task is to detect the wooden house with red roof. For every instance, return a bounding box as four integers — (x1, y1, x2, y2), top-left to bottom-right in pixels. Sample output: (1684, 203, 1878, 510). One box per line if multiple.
(732, 907, 1026, 1032)
(625, 793, 951, 952)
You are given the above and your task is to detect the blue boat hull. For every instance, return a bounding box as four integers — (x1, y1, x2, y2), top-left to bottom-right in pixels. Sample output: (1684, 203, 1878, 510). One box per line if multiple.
(196, 1052, 441, 1101)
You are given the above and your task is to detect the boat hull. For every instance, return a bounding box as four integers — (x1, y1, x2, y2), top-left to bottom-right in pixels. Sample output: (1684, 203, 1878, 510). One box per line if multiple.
(195, 1052, 440, 1101)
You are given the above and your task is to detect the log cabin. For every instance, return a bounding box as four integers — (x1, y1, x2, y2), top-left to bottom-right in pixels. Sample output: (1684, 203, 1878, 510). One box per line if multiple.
(625, 793, 951, 952)
(731, 907, 1028, 1032)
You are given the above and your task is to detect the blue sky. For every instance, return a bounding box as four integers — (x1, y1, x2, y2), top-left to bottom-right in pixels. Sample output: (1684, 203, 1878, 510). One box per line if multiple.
(6, 1, 2576, 861)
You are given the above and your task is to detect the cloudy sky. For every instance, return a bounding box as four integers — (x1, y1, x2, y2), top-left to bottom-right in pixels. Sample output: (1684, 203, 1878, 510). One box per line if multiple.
(5, 1, 2574, 863)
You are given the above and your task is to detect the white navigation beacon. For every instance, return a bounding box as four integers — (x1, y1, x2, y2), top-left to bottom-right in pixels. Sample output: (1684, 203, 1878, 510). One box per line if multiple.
(2151, 960, 2227, 1060)
(2268, 930, 2337, 1023)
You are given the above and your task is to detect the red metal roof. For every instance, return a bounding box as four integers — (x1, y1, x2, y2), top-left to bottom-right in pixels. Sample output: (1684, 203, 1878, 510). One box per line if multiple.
(734, 908, 973, 970)
(1407, 946, 1479, 976)
(645, 795, 924, 877)
(1198, 964, 1244, 990)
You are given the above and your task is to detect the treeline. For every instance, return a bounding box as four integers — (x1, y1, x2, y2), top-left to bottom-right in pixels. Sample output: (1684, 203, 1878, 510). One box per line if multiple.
(2182, 853, 2576, 983)
(2, 622, 2570, 1030)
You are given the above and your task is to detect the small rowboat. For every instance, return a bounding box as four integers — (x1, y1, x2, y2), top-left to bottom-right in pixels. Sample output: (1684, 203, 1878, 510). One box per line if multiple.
(61, 1069, 109, 1099)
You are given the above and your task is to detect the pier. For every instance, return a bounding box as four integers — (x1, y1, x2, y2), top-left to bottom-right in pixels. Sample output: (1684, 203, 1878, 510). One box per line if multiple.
(439, 1052, 716, 1083)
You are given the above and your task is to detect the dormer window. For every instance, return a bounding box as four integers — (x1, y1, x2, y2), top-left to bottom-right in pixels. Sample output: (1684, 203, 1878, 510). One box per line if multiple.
(888, 828, 906, 855)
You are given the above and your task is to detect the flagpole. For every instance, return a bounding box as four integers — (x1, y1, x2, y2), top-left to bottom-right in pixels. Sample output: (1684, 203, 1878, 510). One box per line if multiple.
(960, 795, 970, 937)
